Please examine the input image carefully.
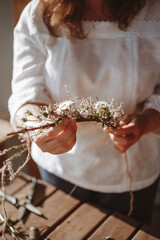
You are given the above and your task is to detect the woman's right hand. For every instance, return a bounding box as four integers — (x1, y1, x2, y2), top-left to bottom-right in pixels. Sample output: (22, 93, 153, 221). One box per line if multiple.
(33, 118, 77, 155)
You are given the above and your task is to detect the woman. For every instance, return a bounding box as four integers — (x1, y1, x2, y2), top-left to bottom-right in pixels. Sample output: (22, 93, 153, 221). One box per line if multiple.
(9, 0, 160, 224)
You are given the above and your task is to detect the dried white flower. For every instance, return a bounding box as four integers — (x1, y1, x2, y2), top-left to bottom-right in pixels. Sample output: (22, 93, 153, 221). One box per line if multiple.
(35, 97, 124, 128)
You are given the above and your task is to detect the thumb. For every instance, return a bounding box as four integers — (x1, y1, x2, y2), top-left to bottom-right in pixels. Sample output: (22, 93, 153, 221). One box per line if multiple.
(120, 114, 135, 126)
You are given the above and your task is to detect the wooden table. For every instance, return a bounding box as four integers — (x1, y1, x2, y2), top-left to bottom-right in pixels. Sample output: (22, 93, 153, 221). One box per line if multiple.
(1, 172, 160, 240)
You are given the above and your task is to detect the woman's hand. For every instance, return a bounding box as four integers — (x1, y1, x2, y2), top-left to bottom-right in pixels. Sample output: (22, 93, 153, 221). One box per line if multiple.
(33, 118, 77, 155)
(104, 109, 160, 154)
(15, 103, 77, 155)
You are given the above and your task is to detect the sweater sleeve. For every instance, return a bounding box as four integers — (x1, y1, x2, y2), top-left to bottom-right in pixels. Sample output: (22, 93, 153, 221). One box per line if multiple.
(8, 1, 52, 128)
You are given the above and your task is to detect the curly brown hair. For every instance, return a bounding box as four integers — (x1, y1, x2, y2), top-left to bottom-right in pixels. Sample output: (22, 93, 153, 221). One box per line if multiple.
(40, 0, 147, 38)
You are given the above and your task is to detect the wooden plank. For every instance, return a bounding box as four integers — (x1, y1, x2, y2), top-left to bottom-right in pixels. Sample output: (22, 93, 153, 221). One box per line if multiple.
(0, 176, 28, 223)
(3, 173, 29, 195)
(1, 173, 55, 218)
(132, 225, 160, 240)
(2, 174, 56, 239)
(12, 176, 56, 206)
(10, 190, 81, 239)
(0, 201, 19, 223)
(27, 158, 42, 179)
(0, 174, 32, 224)
(17, 172, 57, 205)
(48, 203, 108, 240)
(88, 212, 140, 240)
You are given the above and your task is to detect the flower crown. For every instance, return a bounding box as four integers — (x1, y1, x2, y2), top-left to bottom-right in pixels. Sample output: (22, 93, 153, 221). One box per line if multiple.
(23, 97, 124, 128)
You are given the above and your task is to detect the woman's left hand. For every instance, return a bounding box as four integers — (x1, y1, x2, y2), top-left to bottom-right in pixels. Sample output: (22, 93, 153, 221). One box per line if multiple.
(104, 109, 160, 154)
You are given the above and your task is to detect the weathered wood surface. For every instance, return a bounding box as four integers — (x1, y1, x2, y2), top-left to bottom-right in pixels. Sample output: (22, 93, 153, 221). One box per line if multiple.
(15, 190, 81, 239)
(48, 203, 108, 240)
(0, 172, 160, 240)
(88, 212, 140, 240)
(2, 172, 56, 239)
(132, 225, 160, 240)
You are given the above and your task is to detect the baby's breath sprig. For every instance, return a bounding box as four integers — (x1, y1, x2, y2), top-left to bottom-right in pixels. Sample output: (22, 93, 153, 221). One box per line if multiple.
(7, 98, 123, 137)
(22, 97, 124, 129)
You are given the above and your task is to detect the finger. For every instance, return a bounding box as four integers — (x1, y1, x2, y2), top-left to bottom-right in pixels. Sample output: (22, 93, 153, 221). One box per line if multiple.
(46, 119, 76, 142)
(39, 122, 77, 152)
(35, 118, 72, 143)
(113, 134, 136, 146)
(104, 127, 116, 134)
(106, 122, 136, 136)
(109, 134, 131, 153)
(45, 118, 72, 140)
(119, 114, 135, 126)
(49, 134, 76, 155)
(45, 121, 77, 150)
